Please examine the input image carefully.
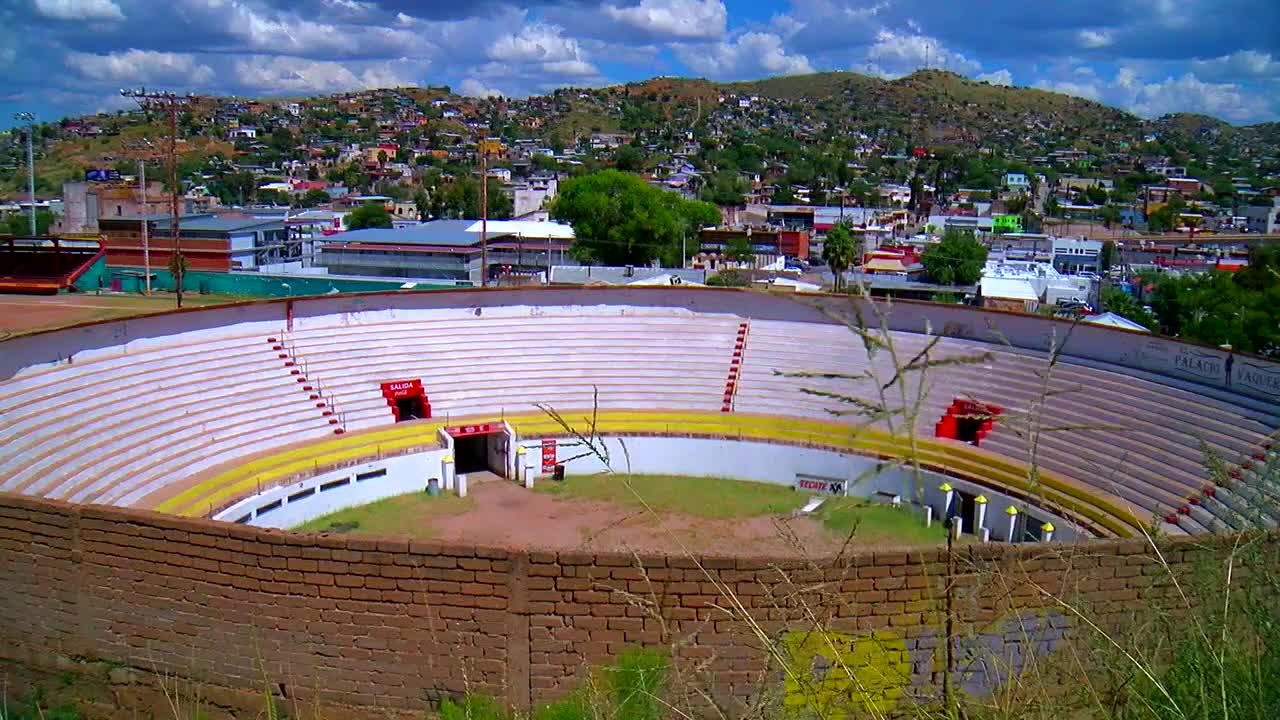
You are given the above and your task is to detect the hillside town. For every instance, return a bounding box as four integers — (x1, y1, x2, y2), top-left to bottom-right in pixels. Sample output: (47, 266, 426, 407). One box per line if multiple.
(2, 73, 1278, 353)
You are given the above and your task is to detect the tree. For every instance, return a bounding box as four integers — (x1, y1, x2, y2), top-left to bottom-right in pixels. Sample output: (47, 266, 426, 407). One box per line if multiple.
(345, 202, 392, 230)
(298, 189, 330, 208)
(921, 228, 988, 286)
(4, 210, 54, 236)
(1100, 287, 1157, 330)
(613, 145, 644, 173)
(1004, 194, 1029, 215)
(551, 170, 718, 267)
(724, 235, 754, 266)
(772, 184, 796, 205)
(429, 176, 512, 220)
(1100, 240, 1118, 273)
(1044, 196, 1061, 218)
(822, 222, 856, 292)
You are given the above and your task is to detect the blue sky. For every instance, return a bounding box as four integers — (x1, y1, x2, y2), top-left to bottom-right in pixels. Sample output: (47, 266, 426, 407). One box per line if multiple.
(2, 0, 1279, 129)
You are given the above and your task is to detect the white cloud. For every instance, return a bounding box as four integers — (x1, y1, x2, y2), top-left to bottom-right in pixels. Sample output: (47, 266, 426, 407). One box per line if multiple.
(459, 78, 503, 98)
(678, 31, 813, 80)
(602, 0, 727, 40)
(1037, 64, 1272, 123)
(977, 69, 1014, 86)
(489, 23, 584, 64)
(33, 0, 123, 21)
(1077, 29, 1113, 49)
(1191, 50, 1280, 79)
(65, 49, 214, 84)
(866, 29, 981, 76)
(231, 56, 415, 94)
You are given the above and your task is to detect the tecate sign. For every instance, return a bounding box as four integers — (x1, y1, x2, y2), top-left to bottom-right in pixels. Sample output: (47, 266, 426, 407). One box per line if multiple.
(795, 477, 846, 495)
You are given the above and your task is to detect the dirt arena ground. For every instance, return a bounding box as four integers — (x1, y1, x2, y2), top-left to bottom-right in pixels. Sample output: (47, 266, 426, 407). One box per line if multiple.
(0, 292, 243, 337)
(301, 477, 945, 556)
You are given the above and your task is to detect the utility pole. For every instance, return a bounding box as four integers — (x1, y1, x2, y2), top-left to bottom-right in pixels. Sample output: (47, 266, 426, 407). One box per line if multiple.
(121, 88, 193, 307)
(13, 112, 36, 235)
(479, 141, 489, 288)
(139, 160, 151, 294)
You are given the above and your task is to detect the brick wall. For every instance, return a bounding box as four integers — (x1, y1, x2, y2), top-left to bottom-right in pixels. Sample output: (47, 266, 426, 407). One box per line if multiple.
(0, 493, 1267, 718)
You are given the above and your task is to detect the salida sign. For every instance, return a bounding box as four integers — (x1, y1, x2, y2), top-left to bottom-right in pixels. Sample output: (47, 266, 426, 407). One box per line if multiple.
(795, 476, 847, 495)
(382, 379, 422, 399)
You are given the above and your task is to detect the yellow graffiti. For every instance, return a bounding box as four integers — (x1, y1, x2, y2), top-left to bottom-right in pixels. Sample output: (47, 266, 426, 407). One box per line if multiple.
(781, 630, 911, 718)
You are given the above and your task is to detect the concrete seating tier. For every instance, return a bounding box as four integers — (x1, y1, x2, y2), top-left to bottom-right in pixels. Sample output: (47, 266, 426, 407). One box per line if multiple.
(736, 320, 1278, 534)
(0, 328, 334, 508)
(0, 306, 1274, 541)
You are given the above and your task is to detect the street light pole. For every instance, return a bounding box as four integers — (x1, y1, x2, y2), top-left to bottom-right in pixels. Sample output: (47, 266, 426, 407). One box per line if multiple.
(139, 159, 151, 294)
(13, 112, 36, 235)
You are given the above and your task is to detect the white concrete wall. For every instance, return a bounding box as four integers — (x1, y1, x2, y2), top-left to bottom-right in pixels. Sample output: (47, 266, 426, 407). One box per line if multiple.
(515, 436, 1079, 540)
(214, 448, 450, 529)
(217, 434, 1076, 540)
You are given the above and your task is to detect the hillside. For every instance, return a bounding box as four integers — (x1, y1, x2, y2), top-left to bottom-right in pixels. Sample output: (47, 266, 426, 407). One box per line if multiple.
(2, 68, 1276, 199)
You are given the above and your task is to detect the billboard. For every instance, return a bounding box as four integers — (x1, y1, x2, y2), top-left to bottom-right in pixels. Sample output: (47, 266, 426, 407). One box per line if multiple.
(84, 169, 122, 182)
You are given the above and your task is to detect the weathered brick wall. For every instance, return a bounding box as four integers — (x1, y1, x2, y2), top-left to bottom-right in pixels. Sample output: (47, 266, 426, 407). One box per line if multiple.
(0, 493, 1266, 719)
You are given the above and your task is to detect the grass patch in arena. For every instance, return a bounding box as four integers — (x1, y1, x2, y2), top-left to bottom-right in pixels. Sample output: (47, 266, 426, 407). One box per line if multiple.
(812, 498, 947, 544)
(535, 473, 808, 518)
(294, 491, 474, 538)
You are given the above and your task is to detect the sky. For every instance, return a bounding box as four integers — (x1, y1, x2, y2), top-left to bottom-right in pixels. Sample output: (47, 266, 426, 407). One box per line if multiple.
(2, 0, 1279, 130)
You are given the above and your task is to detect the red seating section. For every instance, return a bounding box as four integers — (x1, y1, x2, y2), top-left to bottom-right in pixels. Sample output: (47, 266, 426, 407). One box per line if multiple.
(269, 337, 346, 434)
(935, 398, 1003, 446)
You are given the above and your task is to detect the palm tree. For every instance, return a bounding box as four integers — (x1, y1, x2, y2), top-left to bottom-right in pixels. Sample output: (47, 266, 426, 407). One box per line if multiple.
(823, 222, 856, 293)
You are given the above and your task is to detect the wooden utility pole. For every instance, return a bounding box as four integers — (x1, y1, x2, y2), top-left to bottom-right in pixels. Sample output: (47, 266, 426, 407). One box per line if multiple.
(122, 88, 193, 307)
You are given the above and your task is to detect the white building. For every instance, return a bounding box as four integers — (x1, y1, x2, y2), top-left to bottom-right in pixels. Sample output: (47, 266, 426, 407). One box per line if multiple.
(1051, 237, 1103, 274)
(980, 260, 1092, 312)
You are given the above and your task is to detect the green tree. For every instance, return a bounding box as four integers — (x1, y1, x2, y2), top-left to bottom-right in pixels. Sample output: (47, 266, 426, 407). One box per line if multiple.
(1100, 240, 1119, 273)
(429, 176, 512, 220)
(772, 183, 796, 205)
(298, 188, 330, 208)
(4, 210, 54, 236)
(613, 145, 645, 173)
(1100, 287, 1157, 330)
(345, 202, 392, 230)
(551, 170, 718, 267)
(1044, 196, 1061, 218)
(724, 235, 754, 265)
(1004, 194, 1029, 215)
(822, 222, 856, 292)
(921, 228, 988, 286)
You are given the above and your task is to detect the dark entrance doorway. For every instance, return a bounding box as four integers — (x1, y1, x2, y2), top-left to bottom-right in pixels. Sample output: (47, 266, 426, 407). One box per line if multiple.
(445, 422, 509, 478)
(455, 435, 488, 474)
(957, 491, 977, 533)
(395, 395, 426, 421)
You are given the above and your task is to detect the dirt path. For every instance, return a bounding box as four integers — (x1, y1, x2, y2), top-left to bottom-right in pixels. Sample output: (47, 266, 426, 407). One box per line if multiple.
(427, 478, 842, 556)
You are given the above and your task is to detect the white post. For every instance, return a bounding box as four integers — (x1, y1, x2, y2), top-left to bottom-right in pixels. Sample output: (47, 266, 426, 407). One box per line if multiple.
(950, 516, 962, 540)
(457, 471, 468, 498)
(442, 454, 454, 492)
(515, 446, 528, 487)
(981, 527, 991, 543)
(923, 505, 932, 528)
(1006, 505, 1019, 542)
(939, 482, 954, 524)
(1041, 522, 1055, 542)
(974, 495, 988, 535)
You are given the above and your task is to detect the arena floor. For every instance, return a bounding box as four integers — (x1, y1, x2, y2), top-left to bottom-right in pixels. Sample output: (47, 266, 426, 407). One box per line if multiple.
(297, 475, 946, 555)
(0, 292, 243, 337)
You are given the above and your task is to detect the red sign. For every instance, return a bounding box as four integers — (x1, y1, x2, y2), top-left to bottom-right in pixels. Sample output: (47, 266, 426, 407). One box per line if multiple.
(541, 439, 557, 473)
(446, 423, 498, 437)
(381, 379, 422, 399)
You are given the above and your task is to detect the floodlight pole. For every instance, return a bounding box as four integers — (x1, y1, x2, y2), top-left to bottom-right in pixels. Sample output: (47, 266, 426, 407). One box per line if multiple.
(14, 112, 36, 235)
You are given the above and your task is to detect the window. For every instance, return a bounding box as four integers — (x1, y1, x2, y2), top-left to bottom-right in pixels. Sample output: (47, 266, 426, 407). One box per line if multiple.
(256, 499, 282, 516)
(288, 487, 315, 503)
(320, 478, 350, 492)
(355, 468, 387, 481)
